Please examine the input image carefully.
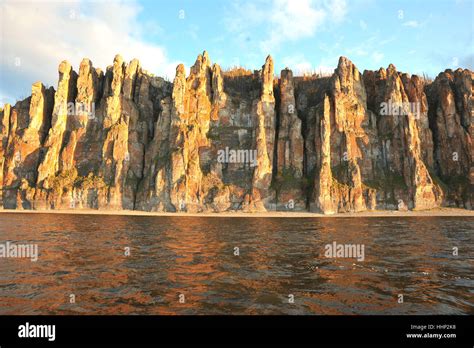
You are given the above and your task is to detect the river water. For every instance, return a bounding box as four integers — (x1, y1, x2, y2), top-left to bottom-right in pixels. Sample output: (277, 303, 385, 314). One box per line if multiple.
(0, 213, 472, 314)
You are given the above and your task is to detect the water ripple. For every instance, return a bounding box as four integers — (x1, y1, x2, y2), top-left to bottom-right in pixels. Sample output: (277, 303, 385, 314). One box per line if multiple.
(0, 214, 472, 314)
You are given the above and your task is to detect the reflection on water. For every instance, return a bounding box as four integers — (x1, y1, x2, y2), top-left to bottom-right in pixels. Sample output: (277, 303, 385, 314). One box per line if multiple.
(0, 214, 472, 314)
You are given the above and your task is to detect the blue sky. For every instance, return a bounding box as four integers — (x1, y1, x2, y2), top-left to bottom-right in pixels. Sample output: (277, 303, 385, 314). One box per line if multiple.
(1, 0, 472, 104)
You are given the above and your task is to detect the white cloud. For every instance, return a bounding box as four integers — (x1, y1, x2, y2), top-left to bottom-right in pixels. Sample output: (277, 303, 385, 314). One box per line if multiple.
(347, 47, 369, 57)
(225, 0, 348, 54)
(261, 0, 326, 53)
(281, 54, 334, 76)
(372, 52, 384, 64)
(0, 0, 179, 102)
(281, 54, 313, 74)
(359, 19, 367, 30)
(224, 1, 267, 32)
(328, 0, 347, 23)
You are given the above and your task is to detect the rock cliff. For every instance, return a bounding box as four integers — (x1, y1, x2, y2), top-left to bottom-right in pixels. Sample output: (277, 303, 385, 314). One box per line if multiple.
(1, 52, 472, 213)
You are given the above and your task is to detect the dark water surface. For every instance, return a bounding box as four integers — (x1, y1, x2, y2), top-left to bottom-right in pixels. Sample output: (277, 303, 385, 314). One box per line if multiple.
(0, 213, 472, 315)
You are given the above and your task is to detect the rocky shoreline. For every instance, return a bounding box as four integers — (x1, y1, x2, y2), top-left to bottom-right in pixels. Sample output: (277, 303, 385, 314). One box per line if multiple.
(0, 207, 473, 218)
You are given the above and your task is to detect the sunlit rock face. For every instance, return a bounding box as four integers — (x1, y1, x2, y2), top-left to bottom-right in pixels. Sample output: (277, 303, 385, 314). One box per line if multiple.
(363, 64, 442, 211)
(274, 68, 305, 211)
(0, 52, 472, 213)
(425, 69, 473, 209)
